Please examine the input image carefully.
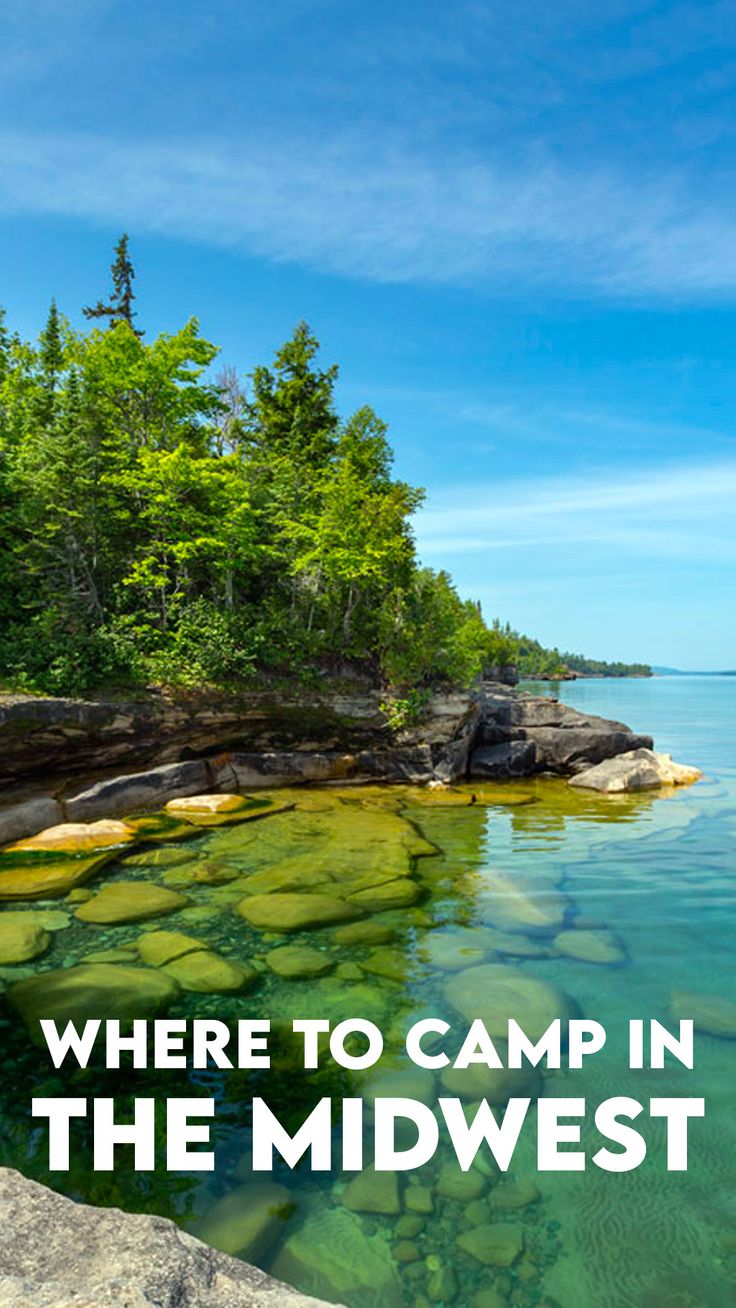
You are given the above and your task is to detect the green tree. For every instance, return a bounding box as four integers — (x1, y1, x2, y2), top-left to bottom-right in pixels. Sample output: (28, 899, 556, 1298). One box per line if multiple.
(83, 234, 142, 336)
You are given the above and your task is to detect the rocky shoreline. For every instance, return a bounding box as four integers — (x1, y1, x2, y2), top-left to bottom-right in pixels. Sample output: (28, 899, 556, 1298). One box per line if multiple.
(0, 1168, 338, 1308)
(0, 681, 697, 846)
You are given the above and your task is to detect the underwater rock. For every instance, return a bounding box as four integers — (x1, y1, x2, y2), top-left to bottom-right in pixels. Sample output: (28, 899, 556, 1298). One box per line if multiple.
(488, 1179, 540, 1211)
(445, 964, 577, 1041)
(0, 914, 50, 964)
(671, 989, 736, 1038)
(436, 1162, 487, 1202)
(267, 978, 389, 1029)
(266, 945, 334, 979)
(121, 846, 195, 868)
(554, 928, 626, 965)
(569, 749, 701, 793)
(360, 1065, 436, 1107)
(4, 819, 136, 856)
(342, 1165, 401, 1215)
(83, 947, 139, 964)
(331, 920, 397, 946)
(162, 950, 254, 994)
(271, 1201, 403, 1308)
(347, 878, 421, 910)
(193, 1181, 294, 1261)
(418, 927, 498, 971)
(439, 1057, 542, 1106)
(361, 946, 413, 982)
(477, 869, 567, 934)
(9, 963, 178, 1038)
(0, 852, 115, 902)
(456, 1222, 524, 1267)
(236, 892, 363, 932)
(404, 1185, 434, 1214)
(75, 882, 189, 925)
(137, 929, 207, 966)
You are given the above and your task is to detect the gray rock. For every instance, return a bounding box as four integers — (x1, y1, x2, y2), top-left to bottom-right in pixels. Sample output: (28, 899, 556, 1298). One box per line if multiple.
(0, 1168, 339, 1308)
(569, 748, 701, 793)
(64, 760, 213, 820)
(470, 741, 536, 778)
(522, 725, 652, 773)
(0, 797, 63, 845)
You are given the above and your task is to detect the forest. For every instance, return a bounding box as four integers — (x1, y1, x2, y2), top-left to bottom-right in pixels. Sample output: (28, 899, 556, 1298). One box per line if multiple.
(0, 237, 650, 698)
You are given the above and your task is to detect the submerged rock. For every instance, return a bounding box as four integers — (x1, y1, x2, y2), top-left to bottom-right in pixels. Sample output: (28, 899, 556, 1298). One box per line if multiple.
(554, 928, 626, 965)
(436, 1162, 487, 1202)
(0, 852, 115, 902)
(569, 749, 701, 793)
(75, 882, 189, 924)
(266, 945, 334, 979)
(671, 989, 736, 1038)
(193, 1181, 295, 1261)
(439, 1057, 542, 1106)
(445, 963, 577, 1041)
(0, 914, 50, 964)
(456, 1222, 524, 1267)
(236, 892, 363, 932)
(331, 920, 397, 946)
(271, 1201, 403, 1308)
(477, 869, 567, 934)
(9, 963, 178, 1038)
(342, 1165, 401, 1215)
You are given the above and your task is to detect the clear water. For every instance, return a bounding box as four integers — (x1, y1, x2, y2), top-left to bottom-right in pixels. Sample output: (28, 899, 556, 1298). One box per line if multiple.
(0, 675, 734, 1307)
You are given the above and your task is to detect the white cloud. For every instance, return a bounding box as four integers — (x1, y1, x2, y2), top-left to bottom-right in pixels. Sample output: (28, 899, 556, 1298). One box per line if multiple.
(3, 128, 736, 298)
(414, 459, 736, 561)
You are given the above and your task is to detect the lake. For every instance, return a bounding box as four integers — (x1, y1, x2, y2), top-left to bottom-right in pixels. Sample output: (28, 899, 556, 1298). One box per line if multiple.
(0, 675, 733, 1308)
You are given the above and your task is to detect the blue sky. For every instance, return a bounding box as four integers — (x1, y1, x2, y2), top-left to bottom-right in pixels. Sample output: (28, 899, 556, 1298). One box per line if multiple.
(1, 1, 735, 669)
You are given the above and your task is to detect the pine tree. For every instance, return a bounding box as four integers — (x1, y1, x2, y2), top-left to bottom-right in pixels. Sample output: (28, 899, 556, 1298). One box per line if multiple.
(83, 234, 143, 336)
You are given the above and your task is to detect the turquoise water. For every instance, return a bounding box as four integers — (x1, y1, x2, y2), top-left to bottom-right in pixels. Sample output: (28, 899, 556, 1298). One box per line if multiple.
(0, 675, 734, 1307)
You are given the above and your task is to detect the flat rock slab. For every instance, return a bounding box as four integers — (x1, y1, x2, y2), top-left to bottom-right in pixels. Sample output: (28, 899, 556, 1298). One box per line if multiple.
(0, 1168, 338, 1307)
(569, 749, 701, 793)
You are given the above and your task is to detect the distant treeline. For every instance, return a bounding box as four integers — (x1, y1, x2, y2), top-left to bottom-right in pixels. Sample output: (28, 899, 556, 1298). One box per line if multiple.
(0, 237, 647, 697)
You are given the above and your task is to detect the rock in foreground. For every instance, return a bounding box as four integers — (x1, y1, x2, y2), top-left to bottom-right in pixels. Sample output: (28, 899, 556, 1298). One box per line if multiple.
(0, 1168, 337, 1307)
(568, 749, 701, 793)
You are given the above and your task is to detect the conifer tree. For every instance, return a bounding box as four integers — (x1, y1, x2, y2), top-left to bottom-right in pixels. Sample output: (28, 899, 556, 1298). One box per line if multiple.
(83, 234, 143, 336)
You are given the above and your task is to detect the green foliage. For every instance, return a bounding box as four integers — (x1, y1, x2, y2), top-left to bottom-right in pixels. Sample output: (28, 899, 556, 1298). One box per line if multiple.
(379, 688, 431, 732)
(0, 258, 648, 698)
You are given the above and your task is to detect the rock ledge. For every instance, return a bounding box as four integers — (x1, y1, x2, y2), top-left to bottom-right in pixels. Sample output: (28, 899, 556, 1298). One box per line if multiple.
(0, 1168, 340, 1308)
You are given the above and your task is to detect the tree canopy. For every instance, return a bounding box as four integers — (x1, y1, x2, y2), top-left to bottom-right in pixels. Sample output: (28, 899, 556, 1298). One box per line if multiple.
(0, 241, 649, 696)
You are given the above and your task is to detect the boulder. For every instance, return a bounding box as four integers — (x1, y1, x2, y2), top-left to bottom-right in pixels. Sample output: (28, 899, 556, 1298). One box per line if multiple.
(75, 882, 189, 924)
(526, 725, 653, 772)
(671, 990, 736, 1038)
(0, 1168, 330, 1307)
(64, 760, 212, 821)
(266, 945, 334, 979)
(9, 964, 178, 1038)
(470, 741, 536, 779)
(436, 1162, 486, 1202)
(341, 1166, 401, 1215)
(193, 1181, 295, 1260)
(236, 892, 363, 932)
(445, 963, 578, 1041)
(0, 914, 51, 964)
(554, 928, 626, 965)
(569, 749, 701, 793)
(0, 852, 115, 902)
(271, 1201, 402, 1308)
(477, 869, 567, 934)
(0, 797, 63, 846)
(439, 1057, 542, 1106)
(456, 1222, 524, 1267)
(4, 819, 135, 856)
(136, 930, 205, 966)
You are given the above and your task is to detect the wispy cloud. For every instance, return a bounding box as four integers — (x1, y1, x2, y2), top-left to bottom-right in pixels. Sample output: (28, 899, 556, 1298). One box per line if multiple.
(3, 128, 736, 298)
(415, 458, 736, 561)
